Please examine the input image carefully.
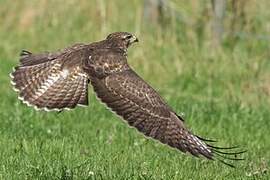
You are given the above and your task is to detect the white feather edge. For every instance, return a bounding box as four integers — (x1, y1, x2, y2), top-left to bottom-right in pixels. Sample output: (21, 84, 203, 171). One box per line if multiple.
(11, 65, 213, 159)
(10, 66, 89, 112)
(92, 83, 213, 159)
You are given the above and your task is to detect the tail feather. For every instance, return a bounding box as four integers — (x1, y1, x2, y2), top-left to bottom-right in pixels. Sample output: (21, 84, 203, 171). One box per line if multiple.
(20, 50, 32, 57)
(19, 50, 55, 66)
(10, 52, 89, 111)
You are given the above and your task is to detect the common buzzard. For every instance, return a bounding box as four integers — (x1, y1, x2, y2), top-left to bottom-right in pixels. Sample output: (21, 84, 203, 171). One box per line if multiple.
(10, 32, 245, 167)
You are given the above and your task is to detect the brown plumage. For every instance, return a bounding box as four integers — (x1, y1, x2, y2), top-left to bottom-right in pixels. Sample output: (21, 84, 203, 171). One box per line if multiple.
(11, 44, 89, 111)
(10, 32, 245, 167)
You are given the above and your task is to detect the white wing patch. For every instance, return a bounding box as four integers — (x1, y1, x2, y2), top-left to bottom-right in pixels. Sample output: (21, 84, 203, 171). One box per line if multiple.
(60, 69, 69, 78)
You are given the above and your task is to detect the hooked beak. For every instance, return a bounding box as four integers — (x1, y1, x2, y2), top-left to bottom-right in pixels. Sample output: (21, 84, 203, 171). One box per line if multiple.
(130, 35, 139, 43)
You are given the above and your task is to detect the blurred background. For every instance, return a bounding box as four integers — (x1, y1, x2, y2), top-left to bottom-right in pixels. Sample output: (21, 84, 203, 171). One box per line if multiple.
(1, 0, 270, 105)
(0, 0, 269, 179)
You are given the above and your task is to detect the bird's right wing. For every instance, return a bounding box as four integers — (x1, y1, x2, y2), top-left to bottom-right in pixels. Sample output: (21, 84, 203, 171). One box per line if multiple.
(10, 44, 90, 111)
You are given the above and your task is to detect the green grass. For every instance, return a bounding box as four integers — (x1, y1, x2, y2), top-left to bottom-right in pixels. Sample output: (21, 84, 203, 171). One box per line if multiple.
(0, 0, 270, 179)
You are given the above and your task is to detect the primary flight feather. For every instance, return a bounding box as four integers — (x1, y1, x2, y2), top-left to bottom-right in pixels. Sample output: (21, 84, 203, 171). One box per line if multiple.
(10, 32, 245, 167)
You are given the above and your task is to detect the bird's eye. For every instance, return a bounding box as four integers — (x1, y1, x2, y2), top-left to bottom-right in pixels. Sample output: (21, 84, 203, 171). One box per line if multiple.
(123, 35, 132, 40)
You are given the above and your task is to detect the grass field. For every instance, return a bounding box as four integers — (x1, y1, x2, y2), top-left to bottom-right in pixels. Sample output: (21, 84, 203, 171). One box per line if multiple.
(0, 0, 270, 179)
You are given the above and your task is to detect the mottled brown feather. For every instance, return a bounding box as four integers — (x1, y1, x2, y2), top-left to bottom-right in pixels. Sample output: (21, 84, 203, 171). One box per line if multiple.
(90, 70, 213, 159)
(11, 44, 90, 111)
(10, 32, 244, 167)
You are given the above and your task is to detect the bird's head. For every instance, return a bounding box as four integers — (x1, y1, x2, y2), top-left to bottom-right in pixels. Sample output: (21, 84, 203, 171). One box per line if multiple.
(106, 32, 139, 49)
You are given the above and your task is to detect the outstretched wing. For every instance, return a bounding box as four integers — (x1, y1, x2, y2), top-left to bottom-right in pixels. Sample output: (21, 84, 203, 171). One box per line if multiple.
(10, 44, 91, 111)
(90, 69, 245, 167)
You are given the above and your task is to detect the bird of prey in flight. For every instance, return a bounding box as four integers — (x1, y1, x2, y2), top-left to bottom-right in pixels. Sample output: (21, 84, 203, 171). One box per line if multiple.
(10, 32, 245, 167)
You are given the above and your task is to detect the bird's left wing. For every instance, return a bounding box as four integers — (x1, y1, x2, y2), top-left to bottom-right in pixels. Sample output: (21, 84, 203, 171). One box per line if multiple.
(90, 69, 245, 167)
